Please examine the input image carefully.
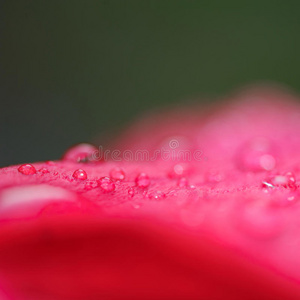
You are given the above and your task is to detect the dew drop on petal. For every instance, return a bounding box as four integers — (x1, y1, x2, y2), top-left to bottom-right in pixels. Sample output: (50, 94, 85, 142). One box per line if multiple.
(62, 143, 98, 163)
(263, 172, 297, 190)
(18, 164, 36, 175)
(84, 180, 98, 191)
(148, 190, 166, 200)
(98, 177, 115, 192)
(110, 167, 125, 181)
(72, 169, 87, 180)
(39, 168, 50, 174)
(128, 187, 135, 197)
(135, 173, 150, 188)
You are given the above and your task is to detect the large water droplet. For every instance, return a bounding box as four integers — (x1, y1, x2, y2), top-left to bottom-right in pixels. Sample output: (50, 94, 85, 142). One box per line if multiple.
(18, 164, 36, 175)
(135, 173, 150, 188)
(62, 143, 97, 163)
(72, 169, 87, 180)
(237, 138, 276, 171)
(110, 167, 125, 181)
(98, 177, 115, 192)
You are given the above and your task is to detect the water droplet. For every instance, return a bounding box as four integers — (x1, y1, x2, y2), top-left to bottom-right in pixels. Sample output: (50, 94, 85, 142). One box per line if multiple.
(98, 177, 115, 192)
(237, 138, 276, 172)
(84, 180, 98, 190)
(147, 190, 166, 200)
(62, 143, 97, 163)
(263, 172, 297, 190)
(135, 173, 150, 188)
(128, 187, 135, 197)
(72, 169, 87, 180)
(18, 164, 36, 175)
(110, 167, 125, 181)
(39, 168, 50, 174)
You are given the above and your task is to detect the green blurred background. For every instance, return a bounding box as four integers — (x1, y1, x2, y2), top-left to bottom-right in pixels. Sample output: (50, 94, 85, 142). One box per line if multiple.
(1, 0, 300, 166)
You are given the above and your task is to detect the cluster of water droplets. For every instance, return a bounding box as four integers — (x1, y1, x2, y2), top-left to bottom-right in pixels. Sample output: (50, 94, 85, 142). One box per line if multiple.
(15, 137, 300, 241)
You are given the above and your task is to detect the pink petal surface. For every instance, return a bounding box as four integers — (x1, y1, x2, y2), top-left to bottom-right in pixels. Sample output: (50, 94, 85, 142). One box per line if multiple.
(1, 87, 300, 299)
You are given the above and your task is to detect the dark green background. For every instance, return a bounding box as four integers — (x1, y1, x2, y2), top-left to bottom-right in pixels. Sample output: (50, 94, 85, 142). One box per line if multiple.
(1, 1, 299, 167)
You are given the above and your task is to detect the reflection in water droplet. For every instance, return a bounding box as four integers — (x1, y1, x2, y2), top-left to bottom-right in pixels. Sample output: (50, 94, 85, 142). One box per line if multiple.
(262, 181, 275, 189)
(98, 177, 115, 192)
(18, 164, 36, 175)
(135, 173, 150, 188)
(110, 167, 125, 181)
(62, 143, 97, 163)
(72, 169, 87, 180)
(237, 138, 276, 172)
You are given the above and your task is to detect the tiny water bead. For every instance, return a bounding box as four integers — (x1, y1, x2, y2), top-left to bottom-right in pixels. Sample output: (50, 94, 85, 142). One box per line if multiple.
(72, 169, 87, 180)
(18, 164, 36, 175)
(135, 173, 150, 188)
(128, 186, 136, 197)
(98, 177, 115, 192)
(62, 143, 98, 163)
(84, 180, 98, 191)
(237, 138, 276, 172)
(148, 190, 166, 200)
(38, 168, 50, 174)
(110, 167, 125, 181)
